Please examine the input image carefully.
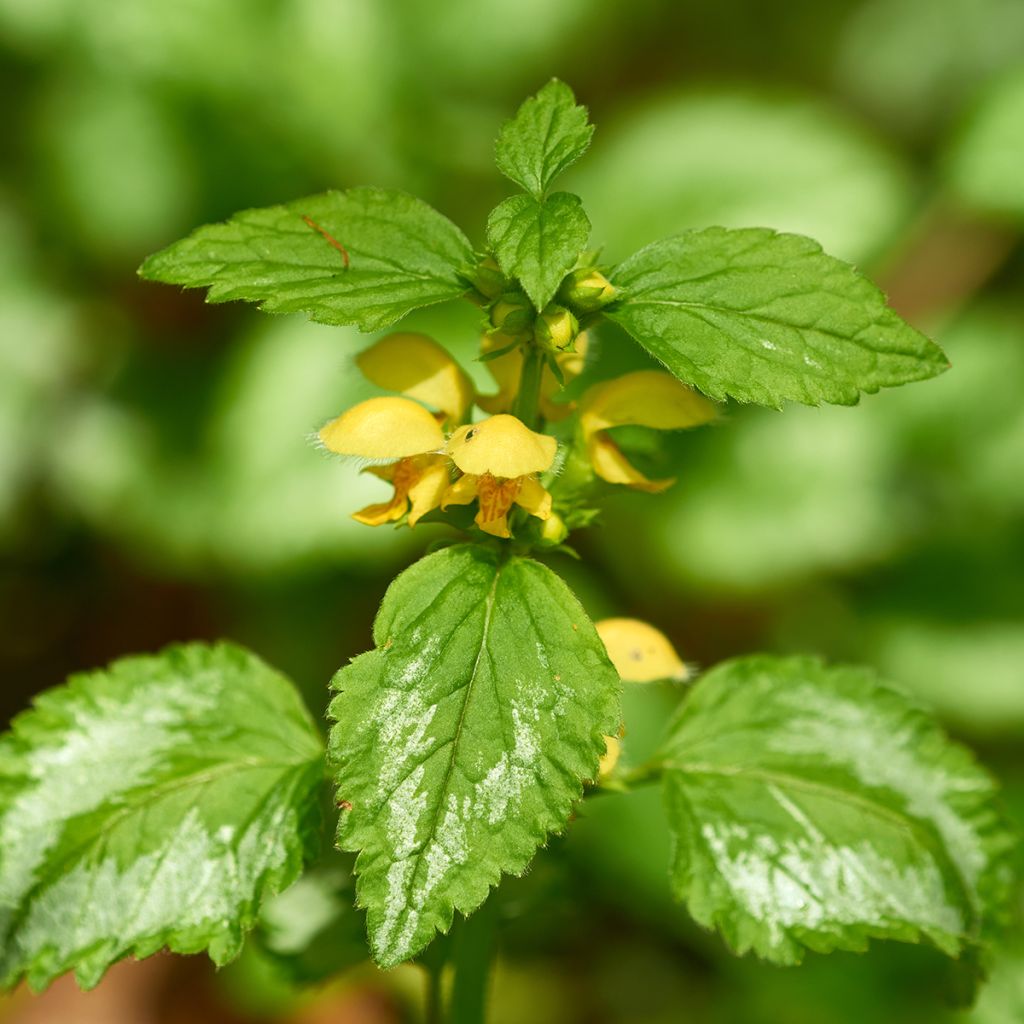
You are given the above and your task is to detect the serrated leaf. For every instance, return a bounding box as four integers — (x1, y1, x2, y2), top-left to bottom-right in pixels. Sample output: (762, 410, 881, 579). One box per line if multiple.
(605, 228, 949, 407)
(486, 192, 590, 311)
(658, 655, 1014, 965)
(139, 187, 475, 332)
(328, 544, 620, 968)
(494, 78, 594, 198)
(0, 642, 325, 991)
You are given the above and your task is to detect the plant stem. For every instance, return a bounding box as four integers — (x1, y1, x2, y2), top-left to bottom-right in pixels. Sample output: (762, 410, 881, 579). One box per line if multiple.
(425, 960, 443, 1024)
(448, 897, 498, 1024)
(512, 342, 545, 430)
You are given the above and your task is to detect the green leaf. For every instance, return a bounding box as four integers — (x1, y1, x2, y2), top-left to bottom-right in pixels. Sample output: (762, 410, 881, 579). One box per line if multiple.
(0, 642, 325, 991)
(494, 78, 594, 199)
(486, 192, 591, 311)
(251, 862, 367, 985)
(605, 228, 949, 407)
(658, 655, 1014, 965)
(946, 67, 1024, 220)
(139, 187, 475, 332)
(328, 544, 620, 968)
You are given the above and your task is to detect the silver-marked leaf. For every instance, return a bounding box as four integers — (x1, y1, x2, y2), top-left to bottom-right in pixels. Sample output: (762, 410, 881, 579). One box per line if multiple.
(606, 228, 949, 407)
(494, 78, 594, 198)
(328, 544, 619, 968)
(659, 655, 1014, 965)
(486, 192, 590, 311)
(139, 187, 475, 332)
(0, 643, 325, 991)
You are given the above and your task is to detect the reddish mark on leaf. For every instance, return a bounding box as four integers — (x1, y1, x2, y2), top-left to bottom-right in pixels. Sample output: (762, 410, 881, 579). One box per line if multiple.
(337, 799, 353, 812)
(301, 214, 350, 268)
(571, 623, 578, 631)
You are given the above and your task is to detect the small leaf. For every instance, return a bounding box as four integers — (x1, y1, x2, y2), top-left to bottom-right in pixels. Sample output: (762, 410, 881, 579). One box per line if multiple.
(486, 193, 591, 311)
(139, 187, 475, 332)
(329, 544, 620, 968)
(659, 655, 1014, 966)
(0, 642, 325, 991)
(494, 79, 594, 199)
(606, 227, 949, 407)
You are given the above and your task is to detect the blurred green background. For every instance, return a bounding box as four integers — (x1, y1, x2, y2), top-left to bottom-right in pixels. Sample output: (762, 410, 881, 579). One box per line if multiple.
(1, 0, 1022, 1021)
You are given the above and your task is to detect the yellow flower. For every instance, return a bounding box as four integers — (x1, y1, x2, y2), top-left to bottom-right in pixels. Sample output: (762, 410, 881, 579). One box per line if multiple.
(598, 735, 622, 778)
(596, 618, 689, 683)
(595, 617, 688, 781)
(318, 396, 449, 527)
(355, 332, 474, 427)
(442, 414, 557, 538)
(578, 370, 717, 492)
(477, 332, 589, 422)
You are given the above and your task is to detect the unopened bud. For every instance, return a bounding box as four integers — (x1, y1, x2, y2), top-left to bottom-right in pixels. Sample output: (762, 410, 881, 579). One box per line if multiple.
(537, 511, 568, 547)
(474, 257, 508, 300)
(489, 292, 533, 337)
(534, 305, 579, 354)
(560, 268, 616, 313)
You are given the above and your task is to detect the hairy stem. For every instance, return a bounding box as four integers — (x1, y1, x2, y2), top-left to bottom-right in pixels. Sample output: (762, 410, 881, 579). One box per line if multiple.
(512, 342, 545, 430)
(448, 896, 498, 1024)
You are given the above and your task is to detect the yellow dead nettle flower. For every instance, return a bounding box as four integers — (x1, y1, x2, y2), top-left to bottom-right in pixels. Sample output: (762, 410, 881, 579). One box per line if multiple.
(596, 618, 689, 683)
(442, 414, 557, 538)
(598, 735, 622, 778)
(596, 618, 688, 780)
(355, 332, 474, 427)
(318, 396, 449, 527)
(477, 332, 589, 422)
(579, 370, 717, 492)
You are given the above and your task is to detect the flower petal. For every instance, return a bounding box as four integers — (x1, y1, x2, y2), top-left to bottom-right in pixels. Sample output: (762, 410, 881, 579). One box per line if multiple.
(514, 476, 552, 519)
(356, 333, 474, 426)
(440, 473, 479, 508)
(598, 735, 621, 778)
(446, 415, 557, 477)
(595, 618, 688, 683)
(587, 434, 675, 493)
(353, 496, 407, 526)
(406, 458, 451, 526)
(319, 396, 445, 460)
(579, 370, 717, 440)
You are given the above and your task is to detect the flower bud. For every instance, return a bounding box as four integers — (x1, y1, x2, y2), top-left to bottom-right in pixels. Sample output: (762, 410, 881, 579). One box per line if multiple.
(534, 305, 579, 354)
(559, 268, 616, 313)
(537, 511, 568, 547)
(489, 292, 533, 337)
(474, 257, 508, 300)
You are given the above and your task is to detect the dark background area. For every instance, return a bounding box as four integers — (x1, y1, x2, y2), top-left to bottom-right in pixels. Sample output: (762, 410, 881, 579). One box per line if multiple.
(1, 0, 1022, 1020)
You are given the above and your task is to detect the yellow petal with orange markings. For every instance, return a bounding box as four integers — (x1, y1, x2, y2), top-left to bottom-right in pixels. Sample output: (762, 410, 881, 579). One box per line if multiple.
(318, 396, 445, 460)
(441, 473, 479, 508)
(595, 618, 688, 683)
(515, 476, 552, 519)
(356, 333, 474, 426)
(446, 415, 557, 478)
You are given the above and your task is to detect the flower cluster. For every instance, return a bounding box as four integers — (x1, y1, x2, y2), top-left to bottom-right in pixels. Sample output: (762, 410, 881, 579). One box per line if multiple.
(317, 321, 718, 543)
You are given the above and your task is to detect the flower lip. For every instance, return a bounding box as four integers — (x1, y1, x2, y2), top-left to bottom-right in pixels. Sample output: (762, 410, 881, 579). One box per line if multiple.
(446, 414, 557, 478)
(596, 617, 689, 683)
(318, 396, 446, 461)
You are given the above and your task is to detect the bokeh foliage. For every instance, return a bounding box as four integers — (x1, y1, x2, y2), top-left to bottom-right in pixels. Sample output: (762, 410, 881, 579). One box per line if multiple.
(0, 0, 1021, 1021)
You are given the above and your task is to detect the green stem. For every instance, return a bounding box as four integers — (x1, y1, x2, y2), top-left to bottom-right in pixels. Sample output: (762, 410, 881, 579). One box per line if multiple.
(511, 342, 545, 430)
(617, 760, 664, 789)
(426, 960, 443, 1024)
(447, 897, 498, 1024)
